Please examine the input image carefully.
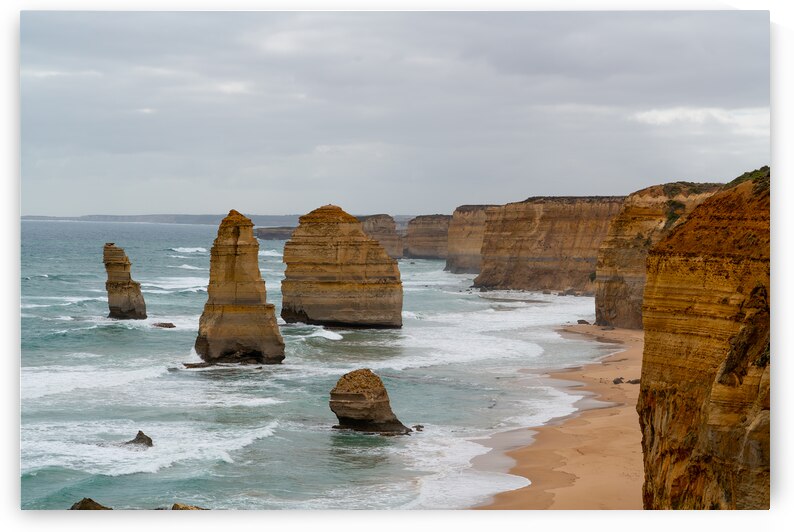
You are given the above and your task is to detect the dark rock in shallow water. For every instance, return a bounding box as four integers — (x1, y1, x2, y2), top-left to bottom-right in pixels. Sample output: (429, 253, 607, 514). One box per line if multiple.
(577, 319, 590, 325)
(627, 378, 641, 385)
(153, 322, 176, 328)
(70, 498, 112, 510)
(329, 369, 411, 434)
(171, 503, 208, 510)
(125, 430, 153, 447)
(612, 377, 625, 384)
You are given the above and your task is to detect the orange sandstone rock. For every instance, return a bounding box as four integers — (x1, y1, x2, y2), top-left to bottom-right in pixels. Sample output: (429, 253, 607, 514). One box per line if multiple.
(594, 182, 721, 328)
(194, 210, 285, 364)
(474, 197, 624, 293)
(445, 205, 499, 274)
(637, 167, 770, 509)
(281, 205, 403, 328)
(103, 243, 147, 319)
(404, 215, 451, 259)
(357, 214, 403, 259)
(329, 369, 410, 434)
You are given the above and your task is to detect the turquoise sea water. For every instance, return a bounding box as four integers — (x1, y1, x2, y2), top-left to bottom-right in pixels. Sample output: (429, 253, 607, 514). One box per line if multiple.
(20, 220, 614, 510)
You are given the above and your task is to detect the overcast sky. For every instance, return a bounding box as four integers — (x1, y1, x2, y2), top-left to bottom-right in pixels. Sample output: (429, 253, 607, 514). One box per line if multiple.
(20, 11, 769, 216)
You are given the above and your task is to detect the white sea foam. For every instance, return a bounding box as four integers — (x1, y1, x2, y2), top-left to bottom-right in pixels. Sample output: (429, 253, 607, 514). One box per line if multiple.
(168, 264, 207, 270)
(21, 420, 278, 476)
(306, 329, 343, 341)
(22, 365, 169, 399)
(170, 247, 207, 253)
(258, 249, 283, 257)
(141, 276, 208, 291)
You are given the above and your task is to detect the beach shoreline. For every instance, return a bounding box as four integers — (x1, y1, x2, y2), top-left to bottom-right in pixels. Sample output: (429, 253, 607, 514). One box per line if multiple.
(472, 324, 645, 510)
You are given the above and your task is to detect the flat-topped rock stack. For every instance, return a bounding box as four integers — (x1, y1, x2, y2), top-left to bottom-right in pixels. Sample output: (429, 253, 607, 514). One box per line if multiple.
(329, 369, 410, 434)
(281, 205, 403, 328)
(638, 167, 770, 509)
(404, 214, 452, 259)
(103, 243, 147, 319)
(445, 205, 499, 274)
(595, 182, 722, 329)
(473, 196, 625, 293)
(357, 214, 403, 259)
(194, 210, 285, 364)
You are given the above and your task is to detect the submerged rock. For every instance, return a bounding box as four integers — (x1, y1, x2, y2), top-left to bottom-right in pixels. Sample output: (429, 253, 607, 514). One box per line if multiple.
(329, 369, 410, 434)
(282, 205, 403, 328)
(103, 243, 147, 319)
(124, 430, 153, 447)
(152, 322, 176, 328)
(171, 503, 208, 510)
(70, 498, 112, 510)
(194, 210, 285, 364)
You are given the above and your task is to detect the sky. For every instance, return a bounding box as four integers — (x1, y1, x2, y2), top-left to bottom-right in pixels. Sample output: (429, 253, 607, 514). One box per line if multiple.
(20, 10, 770, 216)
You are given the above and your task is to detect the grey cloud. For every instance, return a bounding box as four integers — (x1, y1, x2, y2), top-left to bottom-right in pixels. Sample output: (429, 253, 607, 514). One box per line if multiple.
(20, 11, 769, 216)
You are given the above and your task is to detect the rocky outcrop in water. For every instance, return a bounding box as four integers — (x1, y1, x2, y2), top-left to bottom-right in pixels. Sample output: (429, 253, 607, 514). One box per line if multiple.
(70, 498, 112, 510)
(124, 430, 153, 447)
(357, 214, 403, 259)
(103, 243, 147, 319)
(473, 197, 624, 293)
(637, 167, 770, 509)
(445, 205, 498, 274)
(329, 369, 410, 434)
(281, 205, 402, 328)
(404, 215, 452, 259)
(194, 210, 285, 364)
(254, 226, 296, 240)
(594, 182, 722, 328)
(171, 503, 208, 510)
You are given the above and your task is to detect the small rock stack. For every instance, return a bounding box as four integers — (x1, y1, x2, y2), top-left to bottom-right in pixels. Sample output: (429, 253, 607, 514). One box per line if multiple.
(329, 368, 410, 434)
(103, 243, 147, 319)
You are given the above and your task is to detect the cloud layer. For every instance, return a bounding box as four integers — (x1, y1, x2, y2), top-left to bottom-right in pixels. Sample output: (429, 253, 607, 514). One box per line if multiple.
(21, 11, 770, 216)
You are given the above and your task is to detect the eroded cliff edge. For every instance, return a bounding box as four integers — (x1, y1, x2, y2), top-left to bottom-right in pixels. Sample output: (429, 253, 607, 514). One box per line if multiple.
(473, 197, 624, 292)
(637, 166, 770, 509)
(404, 215, 451, 259)
(445, 205, 499, 274)
(281, 205, 403, 328)
(594, 182, 722, 328)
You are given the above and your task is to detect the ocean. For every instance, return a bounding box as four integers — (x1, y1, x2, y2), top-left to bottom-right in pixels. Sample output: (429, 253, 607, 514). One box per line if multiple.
(20, 220, 615, 510)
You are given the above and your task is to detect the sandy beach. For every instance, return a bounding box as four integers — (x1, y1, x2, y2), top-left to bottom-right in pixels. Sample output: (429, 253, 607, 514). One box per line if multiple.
(474, 324, 645, 510)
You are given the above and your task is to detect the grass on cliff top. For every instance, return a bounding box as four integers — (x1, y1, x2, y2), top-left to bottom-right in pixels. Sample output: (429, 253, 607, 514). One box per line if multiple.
(723, 166, 770, 194)
(661, 182, 723, 197)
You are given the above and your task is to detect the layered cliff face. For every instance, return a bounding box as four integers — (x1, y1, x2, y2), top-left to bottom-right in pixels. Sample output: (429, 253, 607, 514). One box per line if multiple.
(281, 205, 403, 328)
(103, 243, 147, 319)
(194, 210, 285, 364)
(357, 214, 403, 259)
(637, 167, 770, 509)
(254, 226, 295, 240)
(445, 205, 499, 274)
(404, 215, 452, 259)
(595, 183, 722, 328)
(473, 197, 624, 293)
(329, 369, 410, 434)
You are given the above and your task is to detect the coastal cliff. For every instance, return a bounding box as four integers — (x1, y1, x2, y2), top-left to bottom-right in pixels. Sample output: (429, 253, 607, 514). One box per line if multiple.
(445, 205, 499, 274)
(474, 197, 624, 292)
(637, 167, 770, 509)
(594, 183, 722, 328)
(103, 243, 147, 319)
(281, 205, 403, 328)
(357, 214, 403, 259)
(404, 215, 451, 259)
(194, 210, 285, 364)
(254, 226, 295, 240)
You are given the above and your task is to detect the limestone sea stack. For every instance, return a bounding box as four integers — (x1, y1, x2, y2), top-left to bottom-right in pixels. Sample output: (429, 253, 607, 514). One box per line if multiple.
(445, 205, 499, 274)
(103, 243, 147, 319)
(194, 210, 285, 364)
(637, 167, 770, 509)
(594, 182, 722, 328)
(357, 214, 403, 259)
(404, 214, 452, 259)
(281, 205, 402, 328)
(329, 369, 410, 434)
(473, 197, 624, 293)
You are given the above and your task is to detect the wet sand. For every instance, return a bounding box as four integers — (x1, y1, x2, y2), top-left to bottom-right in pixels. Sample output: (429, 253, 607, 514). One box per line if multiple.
(474, 324, 644, 510)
